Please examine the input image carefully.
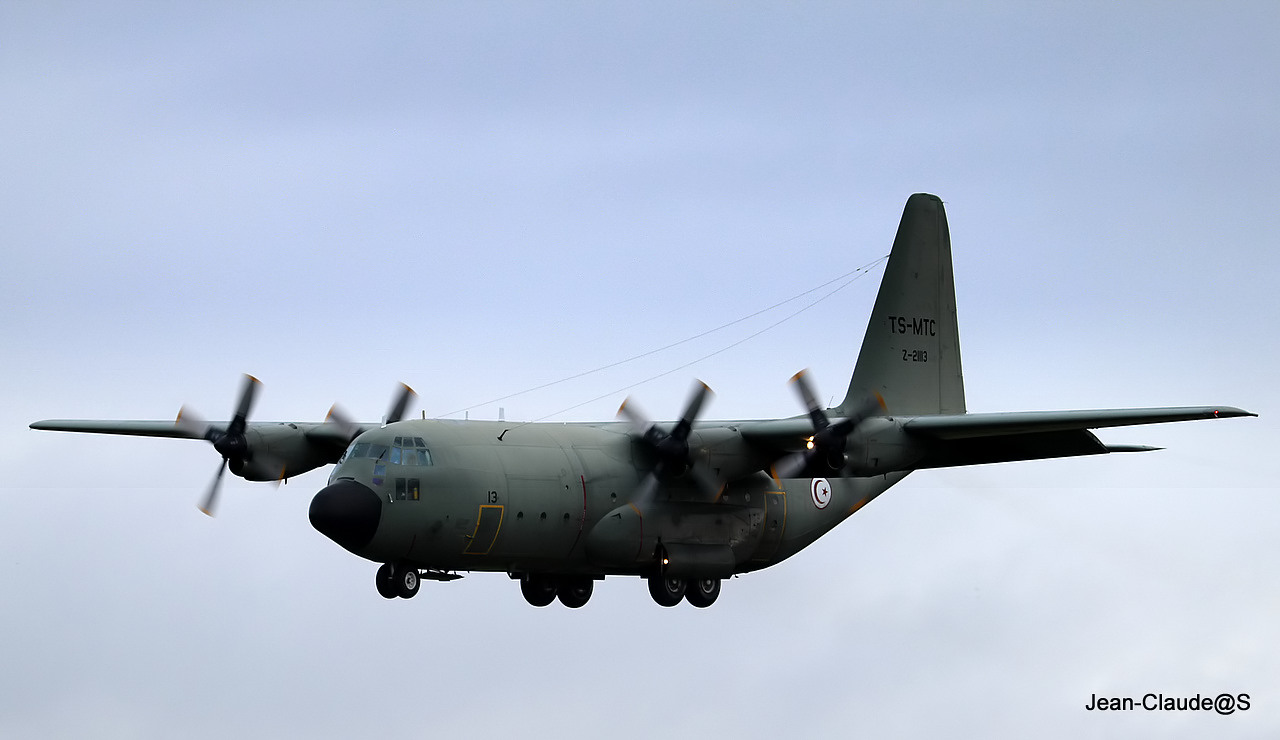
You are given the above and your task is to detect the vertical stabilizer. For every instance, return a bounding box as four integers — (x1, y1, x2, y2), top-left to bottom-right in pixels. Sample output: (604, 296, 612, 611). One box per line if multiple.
(838, 194, 965, 417)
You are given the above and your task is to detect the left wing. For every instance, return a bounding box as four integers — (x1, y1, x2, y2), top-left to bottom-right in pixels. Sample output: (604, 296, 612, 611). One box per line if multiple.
(902, 406, 1255, 438)
(737, 405, 1255, 476)
(899, 405, 1255, 469)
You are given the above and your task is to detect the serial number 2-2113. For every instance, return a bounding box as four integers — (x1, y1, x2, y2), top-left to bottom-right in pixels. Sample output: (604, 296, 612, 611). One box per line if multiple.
(902, 349, 928, 362)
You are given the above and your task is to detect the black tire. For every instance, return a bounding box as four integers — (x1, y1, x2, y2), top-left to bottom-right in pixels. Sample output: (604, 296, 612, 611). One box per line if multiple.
(647, 576, 686, 607)
(375, 563, 398, 599)
(557, 577, 593, 608)
(520, 574, 557, 607)
(685, 577, 721, 608)
(398, 567, 420, 599)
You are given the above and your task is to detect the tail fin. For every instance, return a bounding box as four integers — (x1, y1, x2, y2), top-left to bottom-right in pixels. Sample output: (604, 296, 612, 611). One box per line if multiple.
(837, 193, 965, 417)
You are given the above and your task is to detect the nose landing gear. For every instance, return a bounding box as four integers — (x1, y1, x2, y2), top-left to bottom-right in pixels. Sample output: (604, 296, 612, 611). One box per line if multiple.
(375, 563, 421, 599)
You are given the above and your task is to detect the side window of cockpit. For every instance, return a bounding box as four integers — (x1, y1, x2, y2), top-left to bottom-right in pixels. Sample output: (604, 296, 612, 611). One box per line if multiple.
(392, 478, 420, 501)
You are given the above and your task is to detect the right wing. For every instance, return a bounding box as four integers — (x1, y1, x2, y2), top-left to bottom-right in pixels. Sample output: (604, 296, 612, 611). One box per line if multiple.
(30, 418, 367, 481)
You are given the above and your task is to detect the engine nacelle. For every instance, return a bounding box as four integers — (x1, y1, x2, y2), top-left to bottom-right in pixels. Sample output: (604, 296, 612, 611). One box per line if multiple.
(846, 417, 926, 475)
(228, 424, 340, 481)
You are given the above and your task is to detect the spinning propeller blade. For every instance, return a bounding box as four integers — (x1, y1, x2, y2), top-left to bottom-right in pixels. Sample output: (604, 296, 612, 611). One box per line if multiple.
(194, 374, 261, 517)
(199, 458, 229, 517)
(385, 383, 416, 425)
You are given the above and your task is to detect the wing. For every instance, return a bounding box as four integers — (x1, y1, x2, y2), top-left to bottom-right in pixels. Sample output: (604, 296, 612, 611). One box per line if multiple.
(902, 406, 1255, 438)
(30, 419, 210, 440)
(899, 406, 1256, 469)
(737, 406, 1255, 475)
(29, 418, 368, 480)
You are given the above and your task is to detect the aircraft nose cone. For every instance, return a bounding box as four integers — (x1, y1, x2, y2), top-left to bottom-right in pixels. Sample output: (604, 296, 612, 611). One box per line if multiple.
(309, 479, 382, 551)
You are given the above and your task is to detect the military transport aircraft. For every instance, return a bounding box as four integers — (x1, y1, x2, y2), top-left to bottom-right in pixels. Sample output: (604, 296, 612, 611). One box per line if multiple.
(31, 194, 1255, 608)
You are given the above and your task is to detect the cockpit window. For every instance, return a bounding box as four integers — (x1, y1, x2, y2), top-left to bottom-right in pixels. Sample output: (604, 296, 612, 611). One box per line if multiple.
(338, 439, 431, 468)
(339, 442, 391, 463)
(390, 439, 432, 467)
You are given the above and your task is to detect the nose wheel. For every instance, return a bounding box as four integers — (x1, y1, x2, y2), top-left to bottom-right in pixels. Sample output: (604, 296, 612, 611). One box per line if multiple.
(376, 563, 420, 599)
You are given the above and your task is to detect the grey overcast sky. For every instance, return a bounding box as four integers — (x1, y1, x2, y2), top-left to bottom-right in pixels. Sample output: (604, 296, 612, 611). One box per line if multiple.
(2, 3, 1277, 738)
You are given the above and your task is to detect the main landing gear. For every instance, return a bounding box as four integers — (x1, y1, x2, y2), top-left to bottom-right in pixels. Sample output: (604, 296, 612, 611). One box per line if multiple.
(518, 574, 595, 608)
(648, 576, 721, 608)
(516, 574, 722, 607)
(376, 563, 420, 599)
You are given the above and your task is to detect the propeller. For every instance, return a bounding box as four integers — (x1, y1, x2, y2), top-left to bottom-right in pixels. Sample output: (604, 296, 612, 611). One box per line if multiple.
(617, 380, 720, 508)
(383, 383, 416, 425)
(177, 374, 261, 517)
(179, 378, 416, 518)
(324, 383, 417, 442)
(773, 370, 885, 479)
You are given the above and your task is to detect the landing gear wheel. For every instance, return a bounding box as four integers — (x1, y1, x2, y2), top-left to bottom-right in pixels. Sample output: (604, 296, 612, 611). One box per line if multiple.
(557, 577, 593, 608)
(648, 576, 686, 607)
(397, 567, 420, 599)
(520, 574, 557, 607)
(375, 563, 398, 599)
(685, 577, 721, 608)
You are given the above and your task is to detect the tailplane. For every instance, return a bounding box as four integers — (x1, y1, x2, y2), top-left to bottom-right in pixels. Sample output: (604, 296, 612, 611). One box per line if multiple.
(838, 193, 965, 417)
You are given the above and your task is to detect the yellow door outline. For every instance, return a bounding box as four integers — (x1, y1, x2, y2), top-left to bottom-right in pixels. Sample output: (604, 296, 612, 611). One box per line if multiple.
(464, 505, 504, 555)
